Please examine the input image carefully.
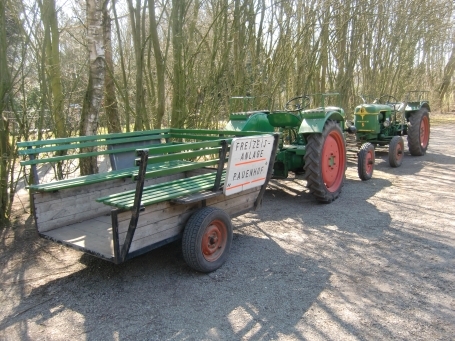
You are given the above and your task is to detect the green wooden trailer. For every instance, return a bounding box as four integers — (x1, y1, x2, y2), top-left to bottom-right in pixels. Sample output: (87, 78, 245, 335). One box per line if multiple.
(18, 129, 279, 272)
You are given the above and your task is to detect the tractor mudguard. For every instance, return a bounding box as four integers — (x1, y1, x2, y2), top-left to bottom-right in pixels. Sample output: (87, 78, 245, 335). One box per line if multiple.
(225, 112, 275, 132)
(405, 101, 431, 113)
(298, 111, 345, 134)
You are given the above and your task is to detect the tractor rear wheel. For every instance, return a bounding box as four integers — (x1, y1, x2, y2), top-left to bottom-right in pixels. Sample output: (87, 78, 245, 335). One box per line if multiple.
(407, 108, 430, 156)
(358, 142, 375, 180)
(182, 207, 232, 273)
(389, 136, 404, 167)
(304, 120, 346, 203)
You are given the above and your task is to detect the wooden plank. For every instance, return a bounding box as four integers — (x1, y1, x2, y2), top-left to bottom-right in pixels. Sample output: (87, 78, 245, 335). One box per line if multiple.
(17, 129, 170, 148)
(185, 167, 218, 176)
(117, 202, 200, 235)
(128, 225, 182, 253)
(144, 139, 222, 155)
(216, 188, 259, 209)
(170, 128, 272, 137)
(33, 173, 183, 204)
(171, 190, 223, 204)
(28, 169, 136, 191)
(145, 147, 220, 164)
(37, 206, 114, 233)
(42, 219, 114, 258)
(115, 201, 170, 224)
(169, 134, 224, 141)
(141, 160, 220, 181)
(119, 215, 182, 249)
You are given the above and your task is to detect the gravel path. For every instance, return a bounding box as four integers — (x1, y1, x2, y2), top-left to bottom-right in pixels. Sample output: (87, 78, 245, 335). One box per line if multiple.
(1, 124, 454, 341)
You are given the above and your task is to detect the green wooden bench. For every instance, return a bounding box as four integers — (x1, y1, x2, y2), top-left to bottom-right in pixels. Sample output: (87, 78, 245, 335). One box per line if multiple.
(96, 139, 229, 210)
(17, 129, 172, 191)
(18, 128, 267, 192)
(96, 128, 282, 211)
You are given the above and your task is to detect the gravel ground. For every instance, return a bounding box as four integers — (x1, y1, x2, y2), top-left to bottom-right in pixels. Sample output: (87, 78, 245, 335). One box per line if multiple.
(0, 124, 454, 341)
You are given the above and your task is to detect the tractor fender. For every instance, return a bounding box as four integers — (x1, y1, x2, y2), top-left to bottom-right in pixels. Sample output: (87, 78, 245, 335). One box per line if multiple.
(405, 102, 431, 121)
(406, 101, 431, 113)
(225, 112, 275, 132)
(421, 102, 431, 112)
(298, 111, 345, 134)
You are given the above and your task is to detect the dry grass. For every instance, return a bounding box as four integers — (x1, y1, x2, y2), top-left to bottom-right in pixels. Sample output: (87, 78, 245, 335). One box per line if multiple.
(431, 111, 455, 125)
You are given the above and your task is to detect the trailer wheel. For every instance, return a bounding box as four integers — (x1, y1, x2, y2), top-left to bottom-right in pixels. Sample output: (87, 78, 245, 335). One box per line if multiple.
(304, 120, 346, 203)
(407, 108, 430, 156)
(389, 136, 404, 167)
(182, 207, 233, 273)
(358, 142, 375, 180)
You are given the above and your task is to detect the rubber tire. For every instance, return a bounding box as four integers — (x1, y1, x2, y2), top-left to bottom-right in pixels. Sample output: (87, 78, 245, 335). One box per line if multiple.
(182, 207, 233, 273)
(407, 108, 430, 156)
(358, 142, 375, 181)
(389, 136, 404, 168)
(304, 120, 346, 203)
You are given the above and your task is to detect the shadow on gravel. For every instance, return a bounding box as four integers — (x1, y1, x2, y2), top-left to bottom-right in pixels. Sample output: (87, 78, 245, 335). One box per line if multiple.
(0, 229, 329, 340)
(265, 175, 393, 237)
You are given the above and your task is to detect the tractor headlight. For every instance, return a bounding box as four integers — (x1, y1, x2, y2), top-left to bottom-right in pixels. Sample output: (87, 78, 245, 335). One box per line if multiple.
(383, 119, 390, 128)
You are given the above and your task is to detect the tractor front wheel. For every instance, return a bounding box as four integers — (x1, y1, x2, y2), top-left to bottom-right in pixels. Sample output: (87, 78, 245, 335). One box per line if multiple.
(304, 120, 346, 203)
(407, 108, 430, 156)
(358, 142, 375, 180)
(389, 136, 404, 167)
(182, 207, 233, 273)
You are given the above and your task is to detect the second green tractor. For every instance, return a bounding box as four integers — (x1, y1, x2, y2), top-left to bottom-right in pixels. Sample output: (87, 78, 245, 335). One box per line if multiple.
(350, 91, 431, 180)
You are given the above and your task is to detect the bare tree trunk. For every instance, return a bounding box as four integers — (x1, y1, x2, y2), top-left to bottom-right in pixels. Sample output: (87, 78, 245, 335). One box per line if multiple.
(40, 0, 66, 139)
(171, 0, 186, 128)
(127, 0, 147, 131)
(103, 1, 121, 133)
(79, 0, 106, 175)
(438, 38, 455, 110)
(149, 0, 166, 129)
(112, 0, 132, 131)
(0, 0, 10, 223)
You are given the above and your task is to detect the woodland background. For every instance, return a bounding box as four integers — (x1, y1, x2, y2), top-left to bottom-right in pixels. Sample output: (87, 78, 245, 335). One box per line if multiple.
(1, 0, 455, 222)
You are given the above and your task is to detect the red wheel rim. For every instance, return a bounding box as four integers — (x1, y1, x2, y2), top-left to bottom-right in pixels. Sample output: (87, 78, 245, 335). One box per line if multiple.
(201, 220, 227, 262)
(321, 130, 346, 192)
(420, 115, 430, 148)
(395, 140, 404, 162)
(365, 149, 374, 175)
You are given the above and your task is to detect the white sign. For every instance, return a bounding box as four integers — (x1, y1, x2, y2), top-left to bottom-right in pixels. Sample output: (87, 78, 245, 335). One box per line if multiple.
(224, 135, 275, 196)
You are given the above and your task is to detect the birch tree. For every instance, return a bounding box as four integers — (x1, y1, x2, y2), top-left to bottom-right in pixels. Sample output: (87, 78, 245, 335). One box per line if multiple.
(79, 0, 106, 175)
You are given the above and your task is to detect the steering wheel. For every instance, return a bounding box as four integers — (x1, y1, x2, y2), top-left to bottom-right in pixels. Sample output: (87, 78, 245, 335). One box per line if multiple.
(378, 95, 398, 105)
(285, 96, 311, 112)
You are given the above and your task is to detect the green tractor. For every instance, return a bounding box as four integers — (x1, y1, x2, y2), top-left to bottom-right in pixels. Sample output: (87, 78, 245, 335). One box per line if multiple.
(349, 91, 431, 180)
(225, 93, 356, 203)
